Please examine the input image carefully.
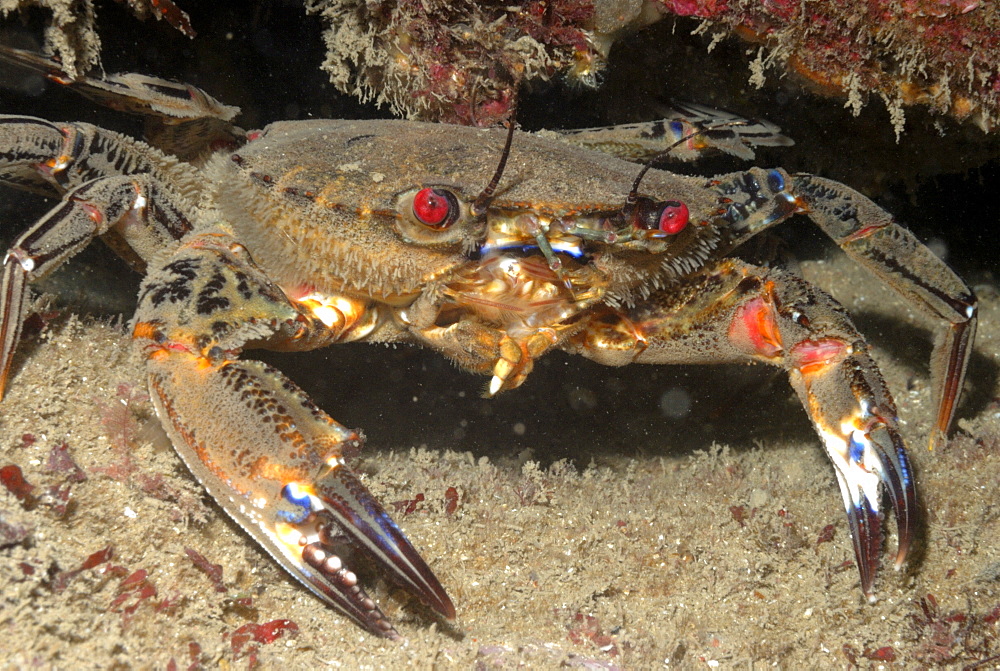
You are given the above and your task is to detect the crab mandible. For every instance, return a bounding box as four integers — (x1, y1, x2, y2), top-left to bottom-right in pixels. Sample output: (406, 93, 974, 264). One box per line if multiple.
(0, 53, 977, 638)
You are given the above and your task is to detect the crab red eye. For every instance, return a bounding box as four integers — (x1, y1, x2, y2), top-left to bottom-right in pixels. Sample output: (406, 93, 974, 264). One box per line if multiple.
(412, 188, 459, 229)
(658, 201, 689, 234)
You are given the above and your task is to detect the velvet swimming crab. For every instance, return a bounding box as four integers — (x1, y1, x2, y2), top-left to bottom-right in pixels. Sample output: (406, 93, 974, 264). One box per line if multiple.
(0, 49, 977, 638)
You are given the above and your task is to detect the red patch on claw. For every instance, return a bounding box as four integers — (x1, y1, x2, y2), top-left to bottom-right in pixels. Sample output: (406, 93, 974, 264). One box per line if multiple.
(791, 338, 847, 375)
(729, 297, 782, 357)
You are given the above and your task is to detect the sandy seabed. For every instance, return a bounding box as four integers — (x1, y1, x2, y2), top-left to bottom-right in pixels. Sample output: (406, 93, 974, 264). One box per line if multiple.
(0, 254, 998, 669)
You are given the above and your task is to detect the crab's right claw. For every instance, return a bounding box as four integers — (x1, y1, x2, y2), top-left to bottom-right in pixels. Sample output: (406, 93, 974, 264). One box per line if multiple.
(822, 408, 915, 600)
(144, 353, 454, 638)
(794, 338, 916, 599)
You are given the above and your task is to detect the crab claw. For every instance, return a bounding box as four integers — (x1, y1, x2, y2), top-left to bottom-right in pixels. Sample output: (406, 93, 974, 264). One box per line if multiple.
(785, 330, 918, 600)
(276, 461, 458, 634)
(780, 322, 915, 598)
(144, 353, 454, 638)
(821, 405, 914, 600)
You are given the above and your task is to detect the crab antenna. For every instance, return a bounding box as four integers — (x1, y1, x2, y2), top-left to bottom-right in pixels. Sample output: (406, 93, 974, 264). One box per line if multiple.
(472, 117, 517, 216)
(625, 120, 751, 206)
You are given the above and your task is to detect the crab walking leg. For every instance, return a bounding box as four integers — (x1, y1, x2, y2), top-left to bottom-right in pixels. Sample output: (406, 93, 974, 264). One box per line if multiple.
(566, 259, 914, 598)
(791, 175, 977, 449)
(0, 46, 239, 125)
(0, 115, 199, 398)
(0, 174, 193, 397)
(132, 229, 454, 638)
(0, 116, 200, 199)
(0, 47, 242, 161)
(554, 102, 793, 162)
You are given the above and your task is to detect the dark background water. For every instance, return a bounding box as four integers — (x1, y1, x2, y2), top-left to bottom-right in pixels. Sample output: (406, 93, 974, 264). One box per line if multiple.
(1, 0, 996, 463)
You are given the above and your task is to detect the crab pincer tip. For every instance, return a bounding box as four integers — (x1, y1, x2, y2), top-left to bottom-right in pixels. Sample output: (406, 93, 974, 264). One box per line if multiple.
(316, 465, 456, 621)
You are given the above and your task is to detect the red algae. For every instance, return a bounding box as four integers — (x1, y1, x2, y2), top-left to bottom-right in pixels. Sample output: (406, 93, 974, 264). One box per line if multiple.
(649, 0, 1000, 132)
(299, 0, 999, 129)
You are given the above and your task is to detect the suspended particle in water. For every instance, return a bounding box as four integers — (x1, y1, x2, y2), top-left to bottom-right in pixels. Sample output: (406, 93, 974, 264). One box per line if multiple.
(567, 386, 598, 411)
(926, 237, 948, 261)
(659, 387, 692, 419)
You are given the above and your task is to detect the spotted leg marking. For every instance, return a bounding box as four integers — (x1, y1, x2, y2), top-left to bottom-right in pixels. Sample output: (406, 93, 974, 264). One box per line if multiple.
(566, 259, 915, 599)
(132, 229, 454, 638)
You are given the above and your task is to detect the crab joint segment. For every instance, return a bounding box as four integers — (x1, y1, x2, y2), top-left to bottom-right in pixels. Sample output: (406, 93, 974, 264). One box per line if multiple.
(488, 330, 560, 396)
(287, 291, 379, 345)
(728, 293, 783, 359)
